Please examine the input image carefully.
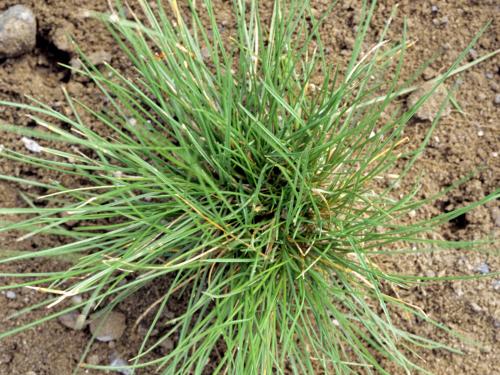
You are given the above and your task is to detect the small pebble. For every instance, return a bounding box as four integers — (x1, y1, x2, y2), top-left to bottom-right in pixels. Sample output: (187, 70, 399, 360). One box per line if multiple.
(424, 270, 436, 278)
(89, 310, 126, 342)
(452, 284, 464, 297)
(5, 290, 16, 299)
(109, 13, 120, 24)
(468, 48, 478, 60)
(485, 72, 493, 79)
(159, 337, 174, 354)
(477, 130, 484, 137)
(475, 262, 490, 274)
(0, 5, 37, 58)
(495, 94, 500, 105)
(109, 357, 132, 375)
(422, 67, 436, 81)
(480, 345, 491, 354)
(492, 152, 498, 158)
(71, 295, 83, 305)
(58, 311, 87, 330)
(21, 137, 42, 153)
(432, 16, 448, 26)
(86, 354, 100, 366)
(476, 92, 487, 101)
(493, 280, 500, 292)
(200, 46, 210, 60)
(469, 302, 482, 313)
(431, 5, 438, 13)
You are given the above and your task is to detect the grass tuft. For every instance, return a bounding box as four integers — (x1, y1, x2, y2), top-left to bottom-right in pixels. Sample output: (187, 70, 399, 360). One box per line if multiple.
(0, 0, 498, 374)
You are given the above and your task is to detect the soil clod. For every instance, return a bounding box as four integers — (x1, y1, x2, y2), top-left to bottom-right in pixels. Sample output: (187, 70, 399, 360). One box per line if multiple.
(408, 81, 451, 121)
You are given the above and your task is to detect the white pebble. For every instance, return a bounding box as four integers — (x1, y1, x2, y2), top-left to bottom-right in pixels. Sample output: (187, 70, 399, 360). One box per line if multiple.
(109, 358, 132, 375)
(477, 130, 484, 137)
(21, 137, 42, 153)
(5, 291, 17, 299)
(71, 295, 83, 305)
(492, 152, 498, 158)
(109, 13, 120, 23)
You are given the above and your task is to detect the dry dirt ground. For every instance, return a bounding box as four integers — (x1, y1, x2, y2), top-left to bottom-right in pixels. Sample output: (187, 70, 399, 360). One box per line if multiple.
(0, 0, 499, 374)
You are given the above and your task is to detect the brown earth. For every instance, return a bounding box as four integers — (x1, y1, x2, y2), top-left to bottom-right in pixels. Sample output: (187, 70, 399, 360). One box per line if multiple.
(0, 0, 499, 374)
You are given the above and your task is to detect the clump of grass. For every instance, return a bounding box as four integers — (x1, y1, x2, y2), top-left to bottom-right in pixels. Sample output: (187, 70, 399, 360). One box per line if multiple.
(0, 0, 498, 374)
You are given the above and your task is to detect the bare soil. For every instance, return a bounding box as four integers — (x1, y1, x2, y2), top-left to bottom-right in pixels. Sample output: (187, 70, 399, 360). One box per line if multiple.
(0, 1, 498, 374)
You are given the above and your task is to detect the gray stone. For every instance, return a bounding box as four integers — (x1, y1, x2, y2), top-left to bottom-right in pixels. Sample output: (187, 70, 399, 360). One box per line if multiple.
(0, 5, 36, 58)
(89, 310, 126, 342)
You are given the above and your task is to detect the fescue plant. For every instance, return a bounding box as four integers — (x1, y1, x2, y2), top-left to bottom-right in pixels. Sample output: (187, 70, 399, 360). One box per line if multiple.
(0, 0, 498, 374)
